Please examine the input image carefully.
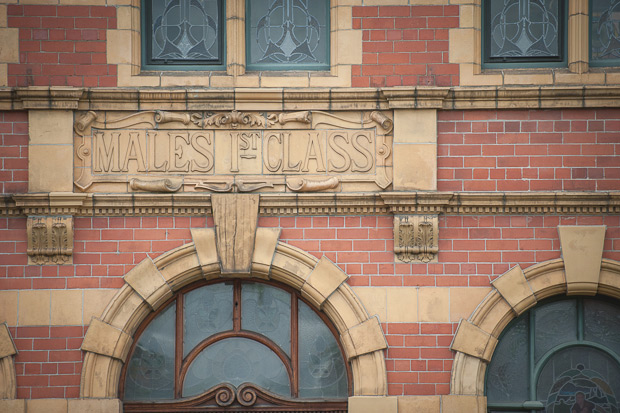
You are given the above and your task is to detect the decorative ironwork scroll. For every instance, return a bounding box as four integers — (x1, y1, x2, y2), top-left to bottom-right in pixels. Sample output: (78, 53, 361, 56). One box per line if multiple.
(247, 0, 329, 68)
(27, 216, 73, 265)
(487, 0, 561, 61)
(394, 215, 439, 263)
(147, 0, 223, 65)
(591, 0, 620, 63)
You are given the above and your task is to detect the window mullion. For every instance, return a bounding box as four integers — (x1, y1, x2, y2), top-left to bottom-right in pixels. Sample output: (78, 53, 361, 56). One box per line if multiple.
(233, 280, 241, 331)
(291, 293, 299, 397)
(577, 297, 585, 341)
(174, 294, 183, 399)
(528, 309, 536, 404)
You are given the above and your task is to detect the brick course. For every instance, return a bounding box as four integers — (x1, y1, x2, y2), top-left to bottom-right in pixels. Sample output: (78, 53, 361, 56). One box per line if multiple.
(352, 5, 460, 87)
(0, 112, 28, 194)
(7, 5, 117, 87)
(438, 109, 620, 192)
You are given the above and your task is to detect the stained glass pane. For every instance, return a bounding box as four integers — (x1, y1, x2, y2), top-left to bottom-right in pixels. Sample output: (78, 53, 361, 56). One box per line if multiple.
(183, 283, 233, 357)
(584, 298, 620, 356)
(247, 0, 329, 70)
(537, 346, 620, 412)
(183, 337, 291, 397)
(298, 300, 348, 398)
(591, 0, 620, 64)
(241, 283, 291, 356)
(124, 303, 176, 401)
(488, 0, 561, 61)
(147, 0, 223, 65)
(486, 317, 529, 403)
(534, 299, 577, 362)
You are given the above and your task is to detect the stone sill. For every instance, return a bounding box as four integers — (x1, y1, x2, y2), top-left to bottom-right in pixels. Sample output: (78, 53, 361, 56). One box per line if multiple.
(3, 191, 619, 217)
(3, 86, 620, 111)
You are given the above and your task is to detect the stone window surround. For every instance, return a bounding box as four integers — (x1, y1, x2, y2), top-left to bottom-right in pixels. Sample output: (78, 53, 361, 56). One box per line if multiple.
(450, 0, 620, 86)
(108, 0, 360, 88)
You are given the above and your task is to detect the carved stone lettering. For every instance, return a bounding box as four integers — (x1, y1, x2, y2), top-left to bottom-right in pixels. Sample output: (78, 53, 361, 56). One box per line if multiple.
(74, 110, 393, 193)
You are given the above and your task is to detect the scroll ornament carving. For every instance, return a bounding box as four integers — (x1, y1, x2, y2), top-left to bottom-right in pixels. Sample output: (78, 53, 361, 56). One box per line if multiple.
(27, 216, 73, 265)
(73, 109, 391, 132)
(394, 215, 439, 263)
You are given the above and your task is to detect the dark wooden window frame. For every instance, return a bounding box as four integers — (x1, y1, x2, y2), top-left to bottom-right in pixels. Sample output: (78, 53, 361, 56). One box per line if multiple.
(121, 278, 352, 412)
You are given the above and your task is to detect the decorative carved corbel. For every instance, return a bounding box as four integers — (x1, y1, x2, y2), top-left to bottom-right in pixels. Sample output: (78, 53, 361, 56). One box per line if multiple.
(393, 215, 438, 263)
(27, 216, 73, 265)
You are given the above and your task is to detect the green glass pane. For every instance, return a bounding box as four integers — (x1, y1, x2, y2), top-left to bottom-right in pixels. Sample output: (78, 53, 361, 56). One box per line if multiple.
(247, 0, 329, 70)
(591, 0, 620, 62)
(537, 346, 620, 412)
(298, 300, 348, 398)
(183, 283, 233, 357)
(534, 299, 577, 362)
(241, 283, 291, 356)
(486, 317, 529, 403)
(149, 0, 222, 64)
(584, 298, 620, 356)
(182, 337, 291, 397)
(489, 0, 560, 58)
(124, 303, 176, 401)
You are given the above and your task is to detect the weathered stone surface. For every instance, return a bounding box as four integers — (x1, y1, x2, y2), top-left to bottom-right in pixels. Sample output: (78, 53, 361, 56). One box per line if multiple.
(491, 265, 536, 315)
(558, 225, 606, 295)
(212, 194, 259, 274)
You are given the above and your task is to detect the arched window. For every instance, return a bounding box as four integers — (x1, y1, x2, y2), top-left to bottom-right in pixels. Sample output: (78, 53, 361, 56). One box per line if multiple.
(120, 279, 351, 412)
(486, 296, 620, 413)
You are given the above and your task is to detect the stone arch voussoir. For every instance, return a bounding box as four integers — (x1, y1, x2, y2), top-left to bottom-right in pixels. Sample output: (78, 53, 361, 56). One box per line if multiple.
(449, 256, 620, 396)
(80, 228, 388, 399)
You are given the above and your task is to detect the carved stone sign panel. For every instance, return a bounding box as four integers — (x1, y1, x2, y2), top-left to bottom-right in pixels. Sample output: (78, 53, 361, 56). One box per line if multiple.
(74, 110, 393, 193)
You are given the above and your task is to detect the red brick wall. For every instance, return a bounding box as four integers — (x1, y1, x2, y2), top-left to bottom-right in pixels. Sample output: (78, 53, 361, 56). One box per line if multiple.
(11, 326, 85, 399)
(7, 5, 117, 87)
(2, 214, 619, 397)
(0, 111, 28, 194)
(384, 322, 455, 396)
(1, 214, 618, 291)
(352, 5, 460, 87)
(438, 109, 620, 191)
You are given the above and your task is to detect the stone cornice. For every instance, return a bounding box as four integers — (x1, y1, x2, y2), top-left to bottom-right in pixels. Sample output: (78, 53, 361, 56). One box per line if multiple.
(2, 86, 620, 111)
(2, 192, 619, 217)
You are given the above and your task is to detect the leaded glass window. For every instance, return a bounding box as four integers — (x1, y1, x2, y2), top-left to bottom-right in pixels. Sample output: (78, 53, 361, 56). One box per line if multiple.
(484, 0, 566, 67)
(121, 280, 350, 412)
(143, 0, 224, 69)
(591, 0, 620, 66)
(246, 0, 330, 70)
(486, 296, 620, 413)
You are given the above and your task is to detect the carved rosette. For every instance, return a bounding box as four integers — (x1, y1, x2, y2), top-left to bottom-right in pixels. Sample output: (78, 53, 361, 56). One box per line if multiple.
(27, 216, 73, 265)
(394, 215, 439, 263)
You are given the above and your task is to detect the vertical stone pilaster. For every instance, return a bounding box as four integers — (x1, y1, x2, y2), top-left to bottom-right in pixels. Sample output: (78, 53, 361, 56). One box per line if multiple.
(392, 109, 437, 190)
(28, 110, 74, 192)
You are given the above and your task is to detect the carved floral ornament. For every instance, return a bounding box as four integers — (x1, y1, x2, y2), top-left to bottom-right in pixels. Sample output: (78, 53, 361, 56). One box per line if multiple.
(73, 110, 393, 194)
(26, 216, 73, 265)
(394, 215, 439, 263)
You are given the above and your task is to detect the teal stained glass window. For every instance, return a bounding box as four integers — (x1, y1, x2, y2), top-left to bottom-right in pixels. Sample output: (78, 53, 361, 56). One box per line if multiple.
(246, 0, 330, 70)
(486, 296, 620, 413)
(483, 0, 566, 68)
(122, 280, 350, 411)
(591, 0, 620, 66)
(142, 0, 224, 69)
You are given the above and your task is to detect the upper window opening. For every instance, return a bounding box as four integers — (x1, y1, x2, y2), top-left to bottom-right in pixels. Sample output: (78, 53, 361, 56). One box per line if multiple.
(143, 0, 225, 70)
(590, 0, 620, 67)
(121, 279, 350, 412)
(246, 0, 330, 71)
(486, 296, 620, 413)
(483, 0, 566, 68)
